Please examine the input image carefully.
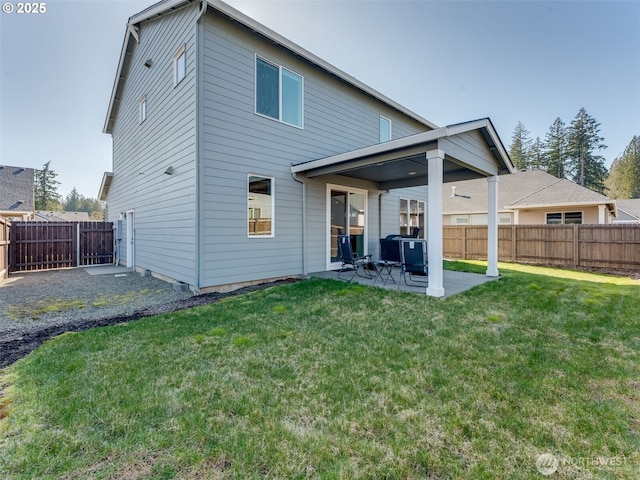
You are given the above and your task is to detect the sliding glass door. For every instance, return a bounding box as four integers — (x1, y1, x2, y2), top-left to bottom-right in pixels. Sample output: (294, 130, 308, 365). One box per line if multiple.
(328, 185, 367, 267)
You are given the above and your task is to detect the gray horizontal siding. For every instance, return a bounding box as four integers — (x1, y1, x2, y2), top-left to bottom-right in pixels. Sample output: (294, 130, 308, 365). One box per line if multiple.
(198, 11, 430, 286)
(107, 4, 199, 285)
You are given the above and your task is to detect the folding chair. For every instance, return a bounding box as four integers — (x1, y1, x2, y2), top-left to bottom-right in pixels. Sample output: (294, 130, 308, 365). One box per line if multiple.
(399, 239, 428, 287)
(336, 234, 374, 281)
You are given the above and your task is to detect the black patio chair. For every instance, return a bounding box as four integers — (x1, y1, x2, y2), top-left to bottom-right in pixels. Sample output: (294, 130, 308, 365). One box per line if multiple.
(399, 239, 428, 287)
(336, 234, 374, 281)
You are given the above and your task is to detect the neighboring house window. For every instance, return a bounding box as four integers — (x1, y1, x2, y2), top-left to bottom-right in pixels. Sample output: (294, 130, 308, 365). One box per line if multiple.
(174, 44, 186, 85)
(499, 213, 512, 224)
(248, 175, 274, 237)
(546, 212, 582, 225)
(379, 115, 391, 142)
(564, 211, 583, 224)
(451, 213, 511, 225)
(399, 198, 425, 236)
(255, 57, 303, 128)
(138, 96, 147, 124)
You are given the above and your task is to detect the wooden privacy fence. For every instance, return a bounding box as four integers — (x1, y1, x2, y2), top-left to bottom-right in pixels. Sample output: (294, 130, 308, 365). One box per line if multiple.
(444, 224, 640, 271)
(9, 221, 114, 272)
(0, 217, 9, 280)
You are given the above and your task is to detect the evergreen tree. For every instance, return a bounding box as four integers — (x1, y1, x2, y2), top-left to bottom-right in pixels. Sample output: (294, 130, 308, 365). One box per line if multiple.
(543, 118, 568, 179)
(64, 187, 82, 211)
(528, 137, 545, 171)
(566, 107, 607, 193)
(62, 187, 105, 219)
(34, 161, 62, 210)
(605, 135, 640, 198)
(509, 121, 532, 170)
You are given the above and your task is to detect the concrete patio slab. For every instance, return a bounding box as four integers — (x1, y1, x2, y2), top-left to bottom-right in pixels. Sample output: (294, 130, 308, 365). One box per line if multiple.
(310, 267, 498, 298)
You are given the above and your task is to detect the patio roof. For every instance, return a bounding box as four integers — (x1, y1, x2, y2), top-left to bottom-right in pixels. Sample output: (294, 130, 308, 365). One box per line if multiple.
(292, 117, 514, 298)
(291, 118, 514, 190)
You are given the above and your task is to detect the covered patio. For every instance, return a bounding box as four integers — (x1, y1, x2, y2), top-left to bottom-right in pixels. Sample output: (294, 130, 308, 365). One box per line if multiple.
(292, 118, 515, 297)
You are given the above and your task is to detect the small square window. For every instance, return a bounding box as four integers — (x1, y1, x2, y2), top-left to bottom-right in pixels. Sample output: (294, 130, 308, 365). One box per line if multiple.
(174, 45, 186, 86)
(138, 96, 147, 124)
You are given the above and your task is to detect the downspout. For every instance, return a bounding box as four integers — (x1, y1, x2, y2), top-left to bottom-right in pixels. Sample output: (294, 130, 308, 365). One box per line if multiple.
(193, 0, 207, 291)
(378, 189, 390, 240)
(292, 172, 307, 275)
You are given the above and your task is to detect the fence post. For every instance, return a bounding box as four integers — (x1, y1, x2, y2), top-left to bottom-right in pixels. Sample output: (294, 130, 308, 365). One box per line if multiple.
(462, 226, 466, 259)
(573, 224, 579, 267)
(76, 223, 80, 267)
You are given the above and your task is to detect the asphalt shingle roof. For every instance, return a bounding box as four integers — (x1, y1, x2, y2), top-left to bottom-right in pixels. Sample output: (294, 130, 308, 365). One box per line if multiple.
(0, 165, 35, 213)
(444, 169, 614, 214)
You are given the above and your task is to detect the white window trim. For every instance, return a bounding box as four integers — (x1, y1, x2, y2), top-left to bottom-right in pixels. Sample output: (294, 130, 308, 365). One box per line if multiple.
(173, 44, 186, 86)
(138, 95, 147, 124)
(380, 115, 392, 143)
(248, 174, 275, 238)
(326, 183, 368, 270)
(255, 54, 304, 129)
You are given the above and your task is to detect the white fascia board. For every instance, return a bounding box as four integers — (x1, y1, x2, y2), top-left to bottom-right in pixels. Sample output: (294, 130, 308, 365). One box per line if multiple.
(98, 172, 114, 201)
(507, 200, 616, 211)
(103, 26, 135, 133)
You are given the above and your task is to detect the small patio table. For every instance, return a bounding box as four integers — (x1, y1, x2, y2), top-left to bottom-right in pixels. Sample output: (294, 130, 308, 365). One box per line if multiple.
(374, 260, 399, 286)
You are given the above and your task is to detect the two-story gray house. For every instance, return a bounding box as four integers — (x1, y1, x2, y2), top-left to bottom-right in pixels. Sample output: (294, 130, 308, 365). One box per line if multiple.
(100, 0, 514, 297)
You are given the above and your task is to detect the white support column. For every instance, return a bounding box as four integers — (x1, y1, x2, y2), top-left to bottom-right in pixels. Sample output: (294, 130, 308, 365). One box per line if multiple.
(598, 204, 606, 224)
(486, 175, 499, 277)
(427, 149, 445, 297)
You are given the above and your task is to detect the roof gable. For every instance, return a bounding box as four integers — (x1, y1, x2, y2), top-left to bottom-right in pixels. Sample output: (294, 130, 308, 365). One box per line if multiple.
(0, 165, 35, 213)
(104, 0, 438, 134)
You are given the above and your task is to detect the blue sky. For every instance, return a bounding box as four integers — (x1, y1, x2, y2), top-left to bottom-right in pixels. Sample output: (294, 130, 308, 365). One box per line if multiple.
(1, 0, 638, 199)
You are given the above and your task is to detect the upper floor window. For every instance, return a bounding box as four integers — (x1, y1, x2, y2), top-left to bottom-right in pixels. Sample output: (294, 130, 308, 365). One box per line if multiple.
(256, 57, 303, 128)
(174, 45, 186, 86)
(138, 95, 147, 124)
(380, 115, 391, 142)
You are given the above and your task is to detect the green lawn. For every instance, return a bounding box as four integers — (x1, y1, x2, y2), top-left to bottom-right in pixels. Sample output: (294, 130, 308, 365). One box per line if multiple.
(1, 262, 639, 479)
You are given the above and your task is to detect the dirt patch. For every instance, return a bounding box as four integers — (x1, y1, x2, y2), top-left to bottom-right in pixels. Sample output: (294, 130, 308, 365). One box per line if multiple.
(0, 278, 299, 369)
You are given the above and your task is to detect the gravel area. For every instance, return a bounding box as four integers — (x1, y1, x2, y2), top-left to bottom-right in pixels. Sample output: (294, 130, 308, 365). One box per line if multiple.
(0, 266, 297, 367)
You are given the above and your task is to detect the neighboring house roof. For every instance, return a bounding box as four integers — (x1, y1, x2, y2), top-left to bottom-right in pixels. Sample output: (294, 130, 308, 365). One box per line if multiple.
(104, 0, 438, 134)
(614, 199, 640, 223)
(0, 165, 35, 216)
(34, 211, 92, 222)
(444, 169, 617, 216)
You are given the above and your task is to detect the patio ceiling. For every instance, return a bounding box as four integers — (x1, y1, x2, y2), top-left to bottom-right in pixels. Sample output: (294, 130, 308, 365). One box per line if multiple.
(291, 118, 514, 190)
